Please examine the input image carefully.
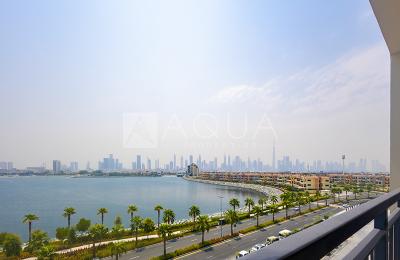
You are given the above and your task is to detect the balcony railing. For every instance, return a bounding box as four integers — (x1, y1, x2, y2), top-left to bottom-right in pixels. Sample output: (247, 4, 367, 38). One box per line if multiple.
(245, 188, 400, 260)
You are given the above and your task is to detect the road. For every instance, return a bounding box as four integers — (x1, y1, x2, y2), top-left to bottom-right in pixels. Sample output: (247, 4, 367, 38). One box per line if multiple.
(111, 193, 379, 260)
(177, 207, 340, 260)
(115, 205, 336, 260)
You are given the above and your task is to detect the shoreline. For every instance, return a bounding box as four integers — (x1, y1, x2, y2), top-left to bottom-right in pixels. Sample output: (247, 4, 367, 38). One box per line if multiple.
(183, 176, 283, 197)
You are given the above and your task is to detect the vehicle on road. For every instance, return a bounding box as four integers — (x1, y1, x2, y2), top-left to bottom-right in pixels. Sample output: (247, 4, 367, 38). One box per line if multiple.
(236, 250, 249, 258)
(266, 236, 279, 245)
(279, 229, 292, 238)
(293, 206, 300, 211)
(250, 244, 265, 252)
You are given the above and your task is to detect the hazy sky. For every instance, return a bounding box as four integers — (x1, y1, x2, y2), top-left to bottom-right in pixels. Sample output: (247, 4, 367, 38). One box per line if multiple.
(0, 0, 390, 169)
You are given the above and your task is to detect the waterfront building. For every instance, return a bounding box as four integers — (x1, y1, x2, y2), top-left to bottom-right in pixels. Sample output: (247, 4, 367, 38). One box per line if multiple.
(187, 163, 199, 176)
(52, 160, 61, 174)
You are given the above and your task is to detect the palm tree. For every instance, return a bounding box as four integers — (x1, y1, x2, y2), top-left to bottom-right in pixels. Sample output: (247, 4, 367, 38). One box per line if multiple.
(295, 192, 304, 214)
(22, 214, 39, 242)
(154, 205, 163, 229)
(315, 191, 321, 207)
(158, 224, 170, 258)
(244, 197, 255, 215)
(110, 242, 127, 260)
(88, 224, 108, 259)
(366, 184, 373, 198)
(258, 197, 268, 211)
(229, 198, 240, 212)
(269, 204, 279, 222)
(224, 209, 238, 236)
(130, 216, 142, 247)
(188, 205, 200, 230)
(280, 193, 291, 219)
(197, 215, 210, 243)
(343, 185, 351, 201)
(97, 208, 108, 225)
(253, 206, 262, 227)
(163, 209, 175, 225)
(270, 195, 278, 205)
(304, 191, 312, 210)
(127, 205, 138, 219)
(63, 207, 76, 228)
(353, 186, 359, 200)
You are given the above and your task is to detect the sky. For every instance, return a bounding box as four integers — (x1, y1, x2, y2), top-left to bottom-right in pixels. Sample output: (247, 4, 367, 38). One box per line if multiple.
(0, 0, 390, 169)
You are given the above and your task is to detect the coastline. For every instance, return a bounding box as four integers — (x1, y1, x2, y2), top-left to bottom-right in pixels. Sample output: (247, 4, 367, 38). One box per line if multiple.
(183, 175, 283, 197)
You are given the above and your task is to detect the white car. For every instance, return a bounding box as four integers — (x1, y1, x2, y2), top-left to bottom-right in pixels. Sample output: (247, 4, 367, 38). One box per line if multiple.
(236, 250, 249, 258)
(266, 236, 279, 245)
(279, 229, 293, 238)
(250, 244, 265, 252)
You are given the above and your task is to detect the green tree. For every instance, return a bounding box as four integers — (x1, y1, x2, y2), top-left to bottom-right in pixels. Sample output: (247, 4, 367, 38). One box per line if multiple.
(253, 205, 262, 227)
(76, 218, 91, 234)
(269, 204, 279, 222)
(142, 218, 156, 238)
(258, 196, 268, 211)
(22, 214, 39, 243)
(304, 191, 312, 210)
(37, 245, 56, 260)
(353, 186, 359, 199)
(366, 184, 373, 198)
(110, 242, 127, 260)
(244, 197, 255, 215)
(343, 185, 351, 201)
(55, 227, 69, 243)
(67, 228, 77, 244)
(131, 216, 142, 247)
(154, 205, 163, 229)
(224, 209, 238, 236)
(295, 192, 304, 214)
(112, 216, 124, 239)
(315, 191, 321, 207)
(88, 224, 108, 259)
(127, 204, 138, 220)
(2, 233, 22, 257)
(158, 224, 171, 258)
(188, 205, 200, 230)
(163, 209, 175, 225)
(27, 230, 49, 253)
(270, 195, 278, 205)
(197, 215, 210, 243)
(97, 208, 108, 225)
(63, 207, 76, 228)
(280, 192, 292, 219)
(229, 198, 240, 212)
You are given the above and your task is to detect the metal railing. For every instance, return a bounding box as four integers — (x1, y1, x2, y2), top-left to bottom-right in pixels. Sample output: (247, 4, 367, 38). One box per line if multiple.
(245, 188, 400, 260)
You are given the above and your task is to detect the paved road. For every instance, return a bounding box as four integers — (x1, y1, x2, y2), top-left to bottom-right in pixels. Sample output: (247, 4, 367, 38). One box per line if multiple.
(178, 207, 341, 260)
(115, 205, 334, 260)
(113, 193, 379, 260)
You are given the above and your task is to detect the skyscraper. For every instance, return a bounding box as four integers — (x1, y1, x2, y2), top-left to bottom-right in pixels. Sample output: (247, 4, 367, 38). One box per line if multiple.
(136, 155, 141, 170)
(53, 160, 61, 174)
(173, 154, 176, 170)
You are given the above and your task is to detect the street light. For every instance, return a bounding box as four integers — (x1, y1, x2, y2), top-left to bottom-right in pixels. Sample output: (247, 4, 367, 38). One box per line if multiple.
(217, 195, 223, 238)
(342, 155, 346, 175)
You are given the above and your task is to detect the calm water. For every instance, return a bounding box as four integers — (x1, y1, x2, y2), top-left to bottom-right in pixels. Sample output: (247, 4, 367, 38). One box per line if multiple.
(0, 176, 260, 241)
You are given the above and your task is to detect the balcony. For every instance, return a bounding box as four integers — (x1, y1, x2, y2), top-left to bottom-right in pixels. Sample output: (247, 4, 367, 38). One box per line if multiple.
(245, 188, 400, 259)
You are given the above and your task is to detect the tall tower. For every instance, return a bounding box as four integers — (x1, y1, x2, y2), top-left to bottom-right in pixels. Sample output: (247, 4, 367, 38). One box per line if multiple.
(272, 139, 276, 172)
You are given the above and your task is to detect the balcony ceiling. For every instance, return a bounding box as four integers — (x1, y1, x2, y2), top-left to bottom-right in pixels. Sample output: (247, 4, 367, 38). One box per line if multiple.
(370, 0, 400, 54)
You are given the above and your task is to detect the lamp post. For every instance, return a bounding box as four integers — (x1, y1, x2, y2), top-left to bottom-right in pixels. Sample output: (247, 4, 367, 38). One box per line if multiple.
(218, 195, 223, 238)
(342, 155, 346, 175)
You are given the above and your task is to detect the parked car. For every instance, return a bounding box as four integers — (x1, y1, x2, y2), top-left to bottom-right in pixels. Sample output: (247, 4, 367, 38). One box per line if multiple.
(266, 236, 279, 245)
(279, 229, 292, 239)
(250, 244, 265, 252)
(236, 250, 249, 258)
(293, 206, 300, 211)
